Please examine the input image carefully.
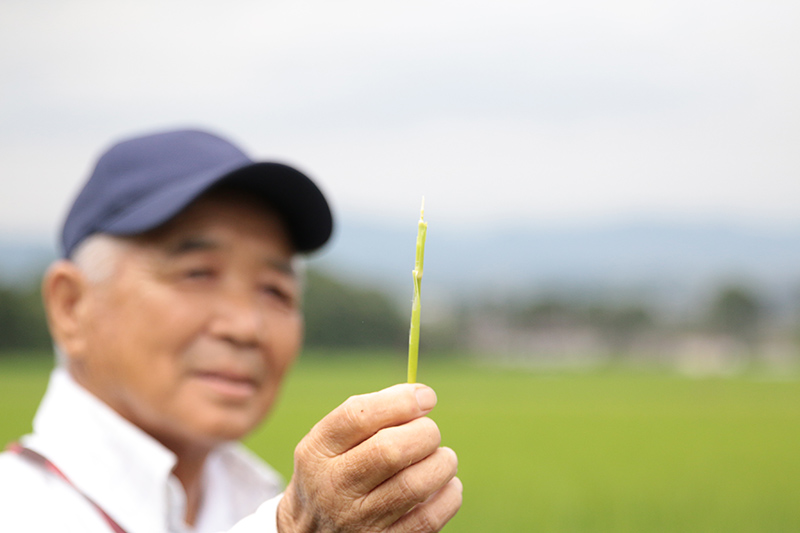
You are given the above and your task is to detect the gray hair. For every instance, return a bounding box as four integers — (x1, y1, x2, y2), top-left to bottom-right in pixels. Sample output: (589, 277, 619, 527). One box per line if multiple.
(69, 233, 128, 284)
(54, 234, 127, 367)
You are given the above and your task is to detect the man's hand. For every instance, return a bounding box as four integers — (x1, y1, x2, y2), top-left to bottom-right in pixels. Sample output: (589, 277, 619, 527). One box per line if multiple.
(277, 384, 462, 532)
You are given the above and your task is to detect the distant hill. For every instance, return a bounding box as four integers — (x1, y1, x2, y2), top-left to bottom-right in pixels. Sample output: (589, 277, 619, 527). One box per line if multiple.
(4, 219, 800, 309)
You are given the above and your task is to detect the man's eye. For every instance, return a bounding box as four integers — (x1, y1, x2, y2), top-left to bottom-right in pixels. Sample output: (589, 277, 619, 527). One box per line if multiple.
(261, 285, 295, 305)
(184, 268, 215, 279)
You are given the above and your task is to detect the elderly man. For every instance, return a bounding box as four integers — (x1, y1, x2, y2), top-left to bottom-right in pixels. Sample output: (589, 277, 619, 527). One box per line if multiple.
(0, 129, 462, 532)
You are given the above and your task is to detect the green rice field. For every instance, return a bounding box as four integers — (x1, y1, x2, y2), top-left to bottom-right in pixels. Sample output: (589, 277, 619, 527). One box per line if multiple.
(2, 351, 799, 532)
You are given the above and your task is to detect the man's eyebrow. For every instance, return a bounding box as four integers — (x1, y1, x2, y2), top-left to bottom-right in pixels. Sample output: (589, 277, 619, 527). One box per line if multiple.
(163, 236, 296, 276)
(165, 236, 220, 255)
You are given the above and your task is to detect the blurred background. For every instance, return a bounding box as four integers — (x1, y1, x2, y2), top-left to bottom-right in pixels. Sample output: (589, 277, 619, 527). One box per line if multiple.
(2, 1, 800, 530)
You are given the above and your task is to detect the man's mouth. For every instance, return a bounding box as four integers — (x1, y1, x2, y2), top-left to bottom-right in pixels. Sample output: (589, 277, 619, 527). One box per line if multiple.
(191, 371, 259, 400)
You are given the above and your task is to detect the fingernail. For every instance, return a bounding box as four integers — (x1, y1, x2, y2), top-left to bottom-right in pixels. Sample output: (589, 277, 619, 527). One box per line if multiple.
(415, 386, 437, 411)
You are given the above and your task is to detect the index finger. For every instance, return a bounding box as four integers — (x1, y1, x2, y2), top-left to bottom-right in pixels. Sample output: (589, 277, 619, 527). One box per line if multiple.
(310, 383, 438, 456)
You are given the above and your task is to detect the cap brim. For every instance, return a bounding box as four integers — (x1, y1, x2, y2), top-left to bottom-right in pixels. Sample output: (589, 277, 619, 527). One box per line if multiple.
(103, 161, 333, 253)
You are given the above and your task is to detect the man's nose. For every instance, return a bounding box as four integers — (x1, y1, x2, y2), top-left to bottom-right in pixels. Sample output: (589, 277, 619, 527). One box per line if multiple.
(208, 285, 263, 348)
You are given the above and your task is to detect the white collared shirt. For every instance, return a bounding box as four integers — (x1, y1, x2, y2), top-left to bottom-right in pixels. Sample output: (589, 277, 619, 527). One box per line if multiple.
(0, 367, 284, 533)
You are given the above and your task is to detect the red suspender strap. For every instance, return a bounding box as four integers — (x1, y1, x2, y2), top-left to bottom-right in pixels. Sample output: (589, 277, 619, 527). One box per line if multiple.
(6, 442, 129, 533)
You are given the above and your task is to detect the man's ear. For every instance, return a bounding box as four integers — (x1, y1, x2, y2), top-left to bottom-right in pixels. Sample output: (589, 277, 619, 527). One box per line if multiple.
(42, 260, 92, 361)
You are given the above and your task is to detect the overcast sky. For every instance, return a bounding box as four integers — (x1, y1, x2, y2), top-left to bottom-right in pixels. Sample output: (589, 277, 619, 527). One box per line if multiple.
(1, 0, 799, 242)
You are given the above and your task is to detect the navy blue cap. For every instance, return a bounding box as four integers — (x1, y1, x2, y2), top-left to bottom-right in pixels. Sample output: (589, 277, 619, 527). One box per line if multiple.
(61, 128, 333, 257)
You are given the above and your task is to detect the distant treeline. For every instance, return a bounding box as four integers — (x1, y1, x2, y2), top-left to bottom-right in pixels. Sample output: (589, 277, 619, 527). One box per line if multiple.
(463, 284, 774, 353)
(0, 283, 50, 351)
(0, 269, 408, 354)
(0, 268, 796, 360)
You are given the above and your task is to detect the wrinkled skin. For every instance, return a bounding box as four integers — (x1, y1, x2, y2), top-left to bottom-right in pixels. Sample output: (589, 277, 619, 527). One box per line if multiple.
(278, 384, 462, 533)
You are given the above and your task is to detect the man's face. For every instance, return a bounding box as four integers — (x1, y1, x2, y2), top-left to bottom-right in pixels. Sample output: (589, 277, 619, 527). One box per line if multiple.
(69, 191, 303, 451)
